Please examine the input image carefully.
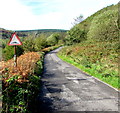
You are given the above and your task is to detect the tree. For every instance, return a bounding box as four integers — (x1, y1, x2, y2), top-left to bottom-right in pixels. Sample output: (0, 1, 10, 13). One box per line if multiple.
(34, 34, 47, 51)
(46, 33, 59, 46)
(72, 14, 84, 26)
(65, 26, 86, 45)
(22, 37, 36, 52)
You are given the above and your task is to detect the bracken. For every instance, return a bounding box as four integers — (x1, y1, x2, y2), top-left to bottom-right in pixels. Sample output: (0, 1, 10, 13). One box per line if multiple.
(1, 52, 40, 83)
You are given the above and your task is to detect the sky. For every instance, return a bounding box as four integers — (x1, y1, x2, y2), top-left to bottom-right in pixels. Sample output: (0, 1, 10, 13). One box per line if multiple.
(0, 0, 119, 30)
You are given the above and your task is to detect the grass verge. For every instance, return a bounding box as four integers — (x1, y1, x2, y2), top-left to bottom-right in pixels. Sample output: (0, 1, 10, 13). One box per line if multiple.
(57, 54, 119, 89)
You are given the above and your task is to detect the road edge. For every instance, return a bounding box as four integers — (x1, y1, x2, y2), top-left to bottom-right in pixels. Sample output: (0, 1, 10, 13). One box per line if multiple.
(55, 47, 119, 93)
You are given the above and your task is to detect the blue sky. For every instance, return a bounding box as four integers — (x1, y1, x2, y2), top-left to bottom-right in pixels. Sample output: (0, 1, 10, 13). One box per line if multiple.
(0, 0, 119, 30)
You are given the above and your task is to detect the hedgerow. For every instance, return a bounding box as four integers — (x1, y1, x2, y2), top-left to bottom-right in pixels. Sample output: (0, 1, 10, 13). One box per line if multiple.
(1, 45, 62, 112)
(1, 52, 43, 113)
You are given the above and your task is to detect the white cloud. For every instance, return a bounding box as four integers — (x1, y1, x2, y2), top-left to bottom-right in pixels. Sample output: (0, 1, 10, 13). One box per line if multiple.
(0, 0, 39, 30)
(0, 0, 119, 30)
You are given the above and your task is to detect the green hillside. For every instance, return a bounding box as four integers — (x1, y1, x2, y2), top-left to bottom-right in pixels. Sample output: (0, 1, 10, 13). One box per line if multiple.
(15, 29, 67, 37)
(58, 4, 119, 89)
(16, 29, 67, 33)
(0, 28, 13, 39)
(1, 28, 67, 61)
(0, 28, 67, 39)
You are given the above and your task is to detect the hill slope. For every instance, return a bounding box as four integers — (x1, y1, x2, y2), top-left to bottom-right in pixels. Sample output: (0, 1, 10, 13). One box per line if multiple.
(58, 3, 119, 89)
(0, 28, 67, 39)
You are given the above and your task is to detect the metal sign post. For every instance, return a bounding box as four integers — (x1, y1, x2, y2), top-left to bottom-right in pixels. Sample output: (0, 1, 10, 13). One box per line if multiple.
(8, 32, 22, 67)
(14, 45, 17, 67)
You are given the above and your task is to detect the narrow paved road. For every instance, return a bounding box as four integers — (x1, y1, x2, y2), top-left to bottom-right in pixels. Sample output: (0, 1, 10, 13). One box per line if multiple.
(37, 48, 119, 113)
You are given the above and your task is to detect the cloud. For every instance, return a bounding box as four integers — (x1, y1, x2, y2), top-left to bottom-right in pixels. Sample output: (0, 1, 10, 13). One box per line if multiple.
(0, 0, 119, 30)
(0, 0, 71, 30)
(0, 0, 38, 30)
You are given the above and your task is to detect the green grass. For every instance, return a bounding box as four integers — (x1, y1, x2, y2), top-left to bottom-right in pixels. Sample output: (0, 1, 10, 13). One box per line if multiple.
(56, 3, 119, 90)
(57, 54, 119, 89)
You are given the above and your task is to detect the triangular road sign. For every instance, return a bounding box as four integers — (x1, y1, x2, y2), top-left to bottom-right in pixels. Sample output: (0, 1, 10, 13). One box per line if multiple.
(8, 33, 22, 46)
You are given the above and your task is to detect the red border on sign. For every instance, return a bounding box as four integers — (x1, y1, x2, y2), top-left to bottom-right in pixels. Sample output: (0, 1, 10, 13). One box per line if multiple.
(8, 32, 22, 46)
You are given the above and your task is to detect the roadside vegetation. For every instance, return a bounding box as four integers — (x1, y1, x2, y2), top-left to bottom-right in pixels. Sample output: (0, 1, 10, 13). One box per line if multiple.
(1, 30, 66, 61)
(0, 3, 119, 112)
(58, 3, 119, 89)
(1, 28, 66, 112)
(2, 52, 42, 112)
(1, 45, 61, 113)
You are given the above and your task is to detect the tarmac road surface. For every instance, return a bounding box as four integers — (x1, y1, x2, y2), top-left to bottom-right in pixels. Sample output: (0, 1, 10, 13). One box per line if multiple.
(37, 47, 119, 113)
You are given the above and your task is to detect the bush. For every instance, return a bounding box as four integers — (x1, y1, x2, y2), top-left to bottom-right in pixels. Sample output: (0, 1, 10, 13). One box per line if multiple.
(41, 45, 62, 54)
(2, 52, 43, 113)
(2, 74, 41, 113)
(3, 45, 24, 61)
(65, 26, 87, 45)
(22, 38, 36, 52)
(34, 35, 47, 51)
(46, 33, 59, 46)
(1, 45, 62, 113)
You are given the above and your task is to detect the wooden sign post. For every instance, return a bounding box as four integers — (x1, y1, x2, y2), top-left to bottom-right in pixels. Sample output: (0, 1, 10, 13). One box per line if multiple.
(8, 32, 22, 67)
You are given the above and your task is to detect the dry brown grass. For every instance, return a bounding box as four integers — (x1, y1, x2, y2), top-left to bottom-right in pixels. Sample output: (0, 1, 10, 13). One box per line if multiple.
(1, 52, 40, 83)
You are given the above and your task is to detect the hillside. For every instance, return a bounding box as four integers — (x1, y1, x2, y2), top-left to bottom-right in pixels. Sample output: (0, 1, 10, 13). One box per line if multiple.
(0, 28, 67, 39)
(0, 28, 13, 39)
(16, 29, 67, 33)
(15, 29, 67, 38)
(1, 28, 67, 61)
(1, 3, 119, 112)
(58, 3, 119, 89)
(77, 4, 118, 33)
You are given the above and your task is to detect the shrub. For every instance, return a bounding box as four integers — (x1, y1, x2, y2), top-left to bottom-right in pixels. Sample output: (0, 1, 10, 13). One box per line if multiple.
(2, 74, 41, 113)
(22, 38, 36, 52)
(1, 52, 43, 113)
(34, 35, 47, 51)
(46, 33, 59, 46)
(41, 45, 62, 54)
(2, 45, 24, 61)
(1, 45, 62, 113)
(65, 26, 87, 45)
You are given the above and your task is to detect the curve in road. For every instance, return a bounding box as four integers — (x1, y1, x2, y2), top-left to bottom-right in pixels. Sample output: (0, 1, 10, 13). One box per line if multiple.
(37, 47, 119, 112)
